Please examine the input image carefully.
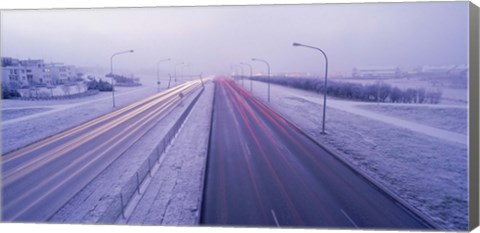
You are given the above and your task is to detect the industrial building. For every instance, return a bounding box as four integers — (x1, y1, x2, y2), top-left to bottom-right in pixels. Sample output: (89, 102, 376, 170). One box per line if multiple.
(352, 66, 402, 78)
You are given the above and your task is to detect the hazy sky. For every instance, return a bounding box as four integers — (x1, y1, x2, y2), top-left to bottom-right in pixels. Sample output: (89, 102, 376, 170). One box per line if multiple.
(0, 2, 469, 76)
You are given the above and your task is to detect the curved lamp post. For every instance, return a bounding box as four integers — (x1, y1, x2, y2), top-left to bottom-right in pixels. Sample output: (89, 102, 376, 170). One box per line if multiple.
(167, 73, 173, 89)
(293, 42, 328, 134)
(110, 49, 134, 108)
(156, 58, 170, 92)
(237, 64, 245, 87)
(240, 62, 253, 92)
(251, 58, 270, 102)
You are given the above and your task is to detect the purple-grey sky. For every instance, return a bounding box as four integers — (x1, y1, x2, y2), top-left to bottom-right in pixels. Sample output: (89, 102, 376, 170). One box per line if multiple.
(0, 2, 469, 76)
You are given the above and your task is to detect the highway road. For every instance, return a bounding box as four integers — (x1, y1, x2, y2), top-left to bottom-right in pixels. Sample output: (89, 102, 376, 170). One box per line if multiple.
(200, 78, 434, 229)
(2, 81, 201, 222)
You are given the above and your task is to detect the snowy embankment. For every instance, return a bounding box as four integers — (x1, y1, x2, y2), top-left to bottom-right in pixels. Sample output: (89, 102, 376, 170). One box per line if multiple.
(2, 86, 158, 154)
(243, 80, 468, 230)
(357, 105, 468, 135)
(49, 83, 212, 224)
(125, 82, 213, 225)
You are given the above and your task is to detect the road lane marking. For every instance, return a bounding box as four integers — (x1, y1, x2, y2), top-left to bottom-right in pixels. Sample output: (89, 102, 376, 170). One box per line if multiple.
(340, 209, 358, 228)
(270, 209, 280, 227)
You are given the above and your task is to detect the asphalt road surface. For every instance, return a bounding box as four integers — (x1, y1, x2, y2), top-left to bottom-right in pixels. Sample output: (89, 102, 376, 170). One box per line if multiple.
(201, 78, 434, 229)
(2, 81, 201, 222)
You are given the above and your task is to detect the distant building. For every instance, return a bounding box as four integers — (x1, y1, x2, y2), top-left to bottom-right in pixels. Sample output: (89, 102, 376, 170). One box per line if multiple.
(2, 57, 77, 87)
(352, 66, 401, 78)
(1, 66, 29, 86)
(49, 64, 77, 84)
(284, 72, 310, 78)
(1, 57, 20, 67)
(415, 64, 468, 78)
(20, 59, 51, 85)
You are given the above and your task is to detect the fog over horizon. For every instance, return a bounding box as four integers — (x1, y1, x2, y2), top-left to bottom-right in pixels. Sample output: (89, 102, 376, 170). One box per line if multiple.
(1, 2, 469, 77)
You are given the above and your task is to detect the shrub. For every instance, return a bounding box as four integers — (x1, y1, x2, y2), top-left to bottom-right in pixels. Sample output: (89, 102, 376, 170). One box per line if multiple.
(87, 79, 113, 92)
(251, 76, 442, 104)
(1, 83, 21, 99)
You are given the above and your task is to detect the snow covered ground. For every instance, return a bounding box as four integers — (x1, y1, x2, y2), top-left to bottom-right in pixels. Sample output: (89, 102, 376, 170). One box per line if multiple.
(16, 82, 88, 97)
(49, 83, 209, 224)
(244, 80, 468, 230)
(2, 86, 159, 154)
(2, 107, 52, 121)
(124, 83, 213, 225)
(356, 105, 467, 135)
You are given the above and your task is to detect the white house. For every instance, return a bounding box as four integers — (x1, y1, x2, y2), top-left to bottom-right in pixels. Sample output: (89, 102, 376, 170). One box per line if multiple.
(49, 64, 77, 84)
(2, 58, 79, 87)
(19, 59, 53, 85)
(1, 66, 29, 86)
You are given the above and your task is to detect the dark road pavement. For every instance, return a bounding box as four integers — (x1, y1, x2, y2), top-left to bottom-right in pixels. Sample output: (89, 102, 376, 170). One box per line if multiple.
(2, 81, 201, 222)
(200, 78, 434, 229)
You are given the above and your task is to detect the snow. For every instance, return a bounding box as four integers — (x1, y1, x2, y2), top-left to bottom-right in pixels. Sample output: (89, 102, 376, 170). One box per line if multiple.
(2, 107, 52, 121)
(2, 86, 159, 154)
(356, 105, 468, 135)
(124, 83, 213, 225)
(17, 82, 88, 97)
(245, 80, 468, 230)
(48, 83, 212, 224)
(315, 98, 466, 145)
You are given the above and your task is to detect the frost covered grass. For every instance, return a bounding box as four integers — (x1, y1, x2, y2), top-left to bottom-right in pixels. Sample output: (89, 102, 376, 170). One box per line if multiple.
(356, 105, 468, 135)
(2, 107, 52, 121)
(246, 80, 468, 230)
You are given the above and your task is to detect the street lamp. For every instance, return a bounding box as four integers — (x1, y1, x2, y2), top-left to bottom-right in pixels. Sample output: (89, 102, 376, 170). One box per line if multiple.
(251, 58, 271, 102)
(156, 58, 170, 92)
(237, 64, 245, 87)
(199, 72, 204, 87)
(110, 49, 134, 108)
(174, 62, 184, 86)
(167, 73, 172, 88)
(292, 42, 328, 134)
(240, 62, 253, 92)
(230, 65, 238, 82)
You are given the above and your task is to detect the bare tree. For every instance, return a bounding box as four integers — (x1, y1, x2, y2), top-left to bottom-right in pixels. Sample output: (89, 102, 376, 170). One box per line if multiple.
(76, 82, 83, 94)
(61, 84, 71, 96)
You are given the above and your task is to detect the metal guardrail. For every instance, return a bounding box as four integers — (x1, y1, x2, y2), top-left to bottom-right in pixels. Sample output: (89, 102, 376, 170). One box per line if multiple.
(99, 86, 205, 223)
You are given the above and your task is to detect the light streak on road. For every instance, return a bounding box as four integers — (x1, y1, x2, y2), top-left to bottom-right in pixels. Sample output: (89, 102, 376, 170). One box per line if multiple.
(200, 78, 435, 229)
(2, 80, 202, 222)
